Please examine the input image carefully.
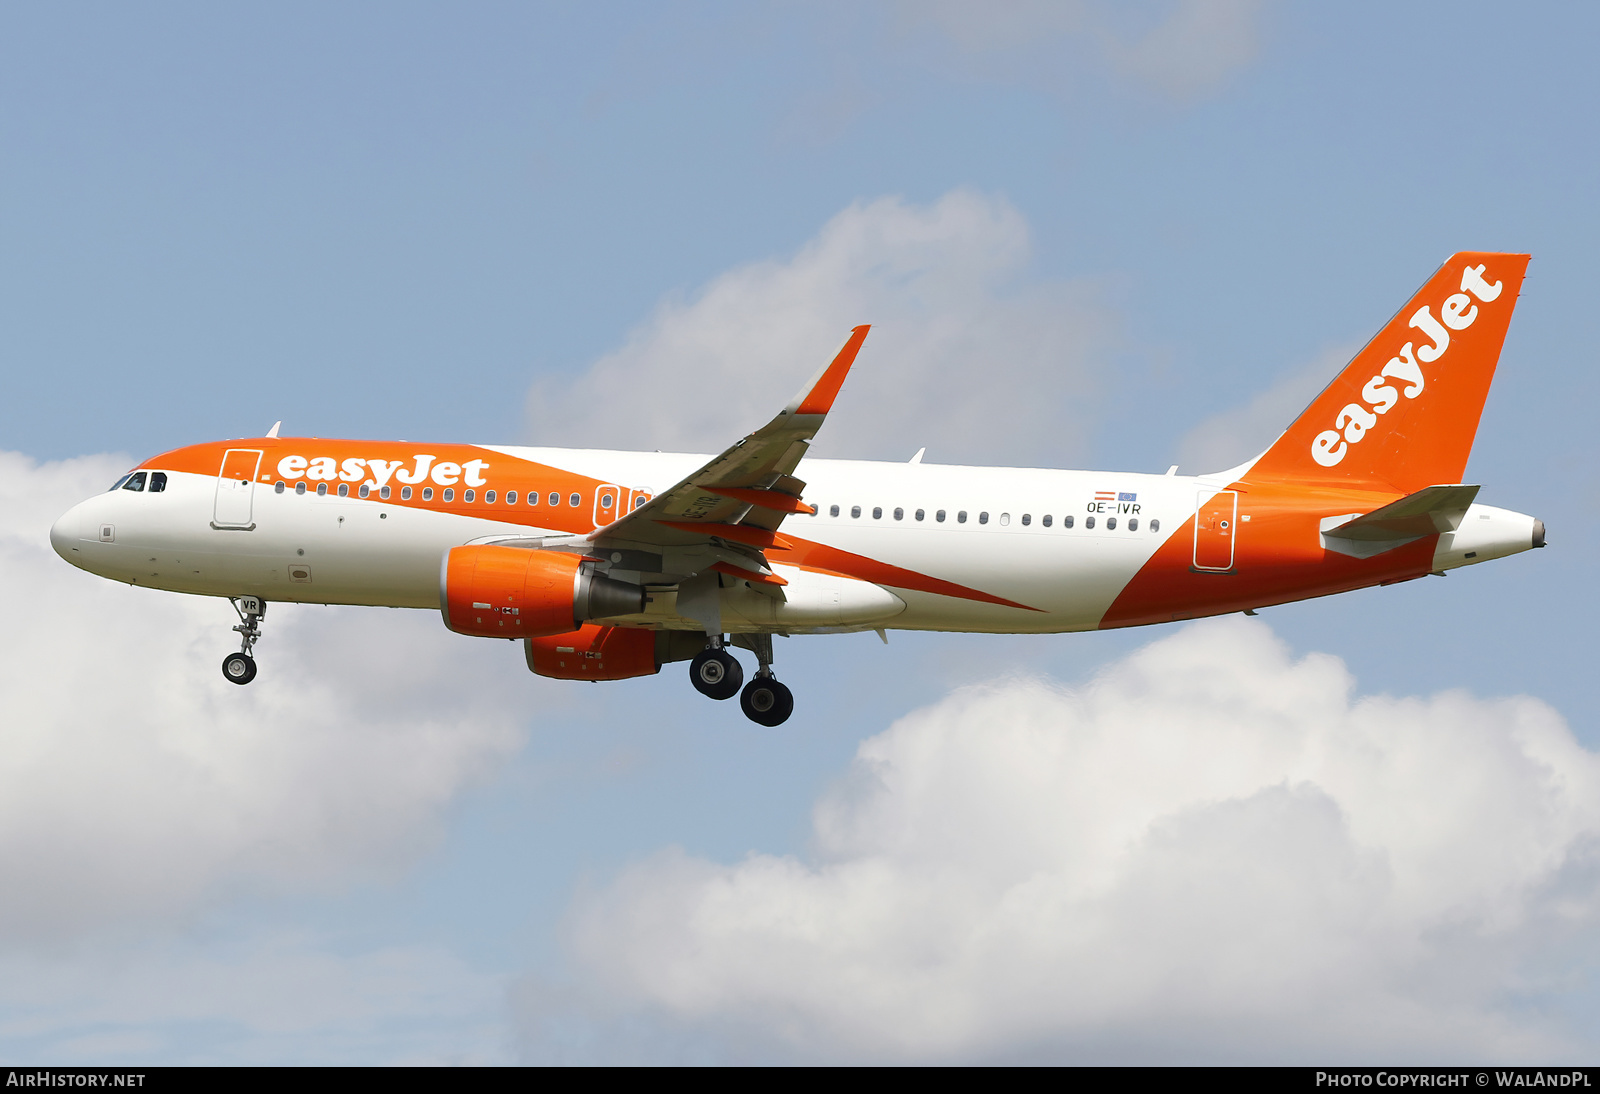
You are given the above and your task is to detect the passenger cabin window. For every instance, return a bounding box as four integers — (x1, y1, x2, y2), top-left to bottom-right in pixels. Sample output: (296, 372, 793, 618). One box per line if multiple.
(528, 492, 538, 505)
(1106, 516, 1117, 530)
(915, 509, 925, 521)
(507, 491, 518, 505)
(485, 490, 496, 503)
(316, 483, 328, 496)
(380, 486, 391, 499)
(401, 486, 413, 500)
(1085, 515, 1095, 529)
(422, 487, 434, 501)
(894, 508, 904, 520)
(978, 512, 989, 525)
(998, 513, 1009, 526)
(872, 507, 882, 519)
(548, 492, 559, 506)
(295, 482, 307, 495)
(1064, 515, 1074, 528)
(1042, 514, 1052, 527)
(359, 484, 370, 498)
(122, 472, 147, 492)
(464, 489, 475, 502)
(149, 472, 167, 493)
(936, 510, 946, 522)
(851, 506, 861, 518)
(569, 493, 580, 507)
(957, 511, 967, 523)
(443, 488, 454, 502)
(599, 492, 613, 508)
(830, 505, 840, 517)
(275, 481, 286, 494)
(1150, 519, 1160, 533)
(1020, 513, 1030, 526)
(1128, 517, 1138, 531)
(338, 483, 349, 497)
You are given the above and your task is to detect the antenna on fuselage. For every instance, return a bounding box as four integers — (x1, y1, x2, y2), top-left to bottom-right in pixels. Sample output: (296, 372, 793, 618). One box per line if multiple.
(909, 447, 925, 464)
(266, 421, 281, 438)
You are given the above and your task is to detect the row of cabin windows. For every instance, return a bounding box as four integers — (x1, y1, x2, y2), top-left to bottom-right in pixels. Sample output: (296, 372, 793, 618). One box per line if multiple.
(815, 503, 1158, 534)
(271, 482, 629, 510)
(110, 471, 168, 493)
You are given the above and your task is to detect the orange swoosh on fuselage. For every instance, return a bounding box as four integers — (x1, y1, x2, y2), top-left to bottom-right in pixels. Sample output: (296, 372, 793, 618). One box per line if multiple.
(772, 537, 1042, 612)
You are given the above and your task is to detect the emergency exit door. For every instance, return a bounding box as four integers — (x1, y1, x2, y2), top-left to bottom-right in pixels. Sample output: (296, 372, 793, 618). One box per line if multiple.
(593, 484, 621, 528)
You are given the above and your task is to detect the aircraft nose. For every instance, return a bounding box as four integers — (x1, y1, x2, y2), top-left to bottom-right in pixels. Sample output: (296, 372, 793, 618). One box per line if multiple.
(50, 502, 88, 564)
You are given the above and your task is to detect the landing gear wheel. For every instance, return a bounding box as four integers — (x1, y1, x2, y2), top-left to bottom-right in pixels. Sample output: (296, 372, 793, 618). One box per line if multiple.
(222, 652, 257, 685)
(740, 677, 793, 726)
(689, 648, 743, 700)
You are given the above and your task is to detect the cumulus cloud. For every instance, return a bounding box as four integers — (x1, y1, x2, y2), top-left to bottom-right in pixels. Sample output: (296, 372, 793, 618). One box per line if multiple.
(525, 190, 1115, 467)
(0, 451, 529, 940)
(556, 618, 1600, 1062)
(1174, 344, 1350, 474)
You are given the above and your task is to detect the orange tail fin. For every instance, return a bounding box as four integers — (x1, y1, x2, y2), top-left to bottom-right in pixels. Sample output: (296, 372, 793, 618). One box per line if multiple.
(1246, 252, 1529, 492)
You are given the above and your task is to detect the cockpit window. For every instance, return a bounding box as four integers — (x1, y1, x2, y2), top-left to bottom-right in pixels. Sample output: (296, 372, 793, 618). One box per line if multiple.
(108, 474, 132, 492)
(122, 472, 147, 492)
(148, 472, 168, 493)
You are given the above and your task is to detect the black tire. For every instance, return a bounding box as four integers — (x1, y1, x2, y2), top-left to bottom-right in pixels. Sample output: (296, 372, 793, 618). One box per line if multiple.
(740, 677, 794, 726)
(689, 648, 743, 700)
(222, 652, 257, 685)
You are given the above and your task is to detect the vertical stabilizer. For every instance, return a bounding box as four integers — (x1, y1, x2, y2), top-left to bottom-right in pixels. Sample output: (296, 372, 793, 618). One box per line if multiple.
(1246, 252, 1529, 492)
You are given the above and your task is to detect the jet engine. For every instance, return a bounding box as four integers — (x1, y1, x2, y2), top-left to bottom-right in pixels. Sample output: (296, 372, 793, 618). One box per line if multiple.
(440, 544, 644, 639)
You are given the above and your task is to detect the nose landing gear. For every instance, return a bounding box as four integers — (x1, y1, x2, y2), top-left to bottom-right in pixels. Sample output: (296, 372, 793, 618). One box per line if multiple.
(222, 596, 265, 685)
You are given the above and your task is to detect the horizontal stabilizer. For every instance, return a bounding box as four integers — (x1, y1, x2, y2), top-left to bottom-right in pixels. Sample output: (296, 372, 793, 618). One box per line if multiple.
(1320, 484, 1480, 558)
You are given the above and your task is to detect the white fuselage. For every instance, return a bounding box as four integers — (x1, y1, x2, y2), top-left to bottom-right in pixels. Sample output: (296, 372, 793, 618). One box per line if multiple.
(51, 446, 1538, 635)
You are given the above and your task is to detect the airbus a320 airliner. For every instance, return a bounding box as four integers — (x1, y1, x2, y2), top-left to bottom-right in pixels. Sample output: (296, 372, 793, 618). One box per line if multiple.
(52, 252, 1543, 725)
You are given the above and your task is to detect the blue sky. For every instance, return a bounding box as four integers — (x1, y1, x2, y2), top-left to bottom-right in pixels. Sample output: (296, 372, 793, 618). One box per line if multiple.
(3, 1, 1599, 1063)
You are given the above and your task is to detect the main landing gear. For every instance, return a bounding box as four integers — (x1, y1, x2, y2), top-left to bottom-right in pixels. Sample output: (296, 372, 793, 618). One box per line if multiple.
(687, 634, 793, 726)
(222, 596, 265, 685)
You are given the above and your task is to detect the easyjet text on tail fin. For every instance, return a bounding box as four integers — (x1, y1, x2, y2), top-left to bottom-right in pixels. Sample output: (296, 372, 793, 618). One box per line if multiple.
(1246, 252, 1529, 492)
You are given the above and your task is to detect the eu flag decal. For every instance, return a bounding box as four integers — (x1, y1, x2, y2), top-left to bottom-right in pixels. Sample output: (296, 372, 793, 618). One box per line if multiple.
(1118, 492, 1137, 502)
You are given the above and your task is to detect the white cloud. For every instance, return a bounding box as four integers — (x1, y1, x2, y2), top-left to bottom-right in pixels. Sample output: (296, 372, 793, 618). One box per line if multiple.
(525, 190, 1115, 468)
(1174, 344, 1349, 474)
(558, 618, 1600, 1062)
(0, 451, 530, 941)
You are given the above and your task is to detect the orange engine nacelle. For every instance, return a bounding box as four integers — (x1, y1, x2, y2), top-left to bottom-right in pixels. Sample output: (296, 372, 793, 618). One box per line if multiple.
(440, 545, 644, 639)
(524, 624, 660, 681)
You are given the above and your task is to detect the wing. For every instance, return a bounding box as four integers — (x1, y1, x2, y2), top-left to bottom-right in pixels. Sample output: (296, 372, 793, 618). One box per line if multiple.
(589, 325, 870, 585)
